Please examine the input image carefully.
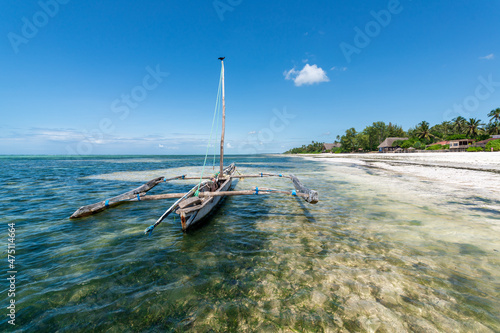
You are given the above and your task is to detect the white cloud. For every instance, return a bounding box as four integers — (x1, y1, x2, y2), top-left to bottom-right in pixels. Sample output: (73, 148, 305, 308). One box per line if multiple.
(284, 68, 297, 81)
(331, 66, 347, 71)
(248, 131, 256, 135)
(284, 64, 330, 87)
(0, 127, 234, 154)
(226, 142, 233, 148)
(480, 53, 494, 60)
(0, 127, 209, 148)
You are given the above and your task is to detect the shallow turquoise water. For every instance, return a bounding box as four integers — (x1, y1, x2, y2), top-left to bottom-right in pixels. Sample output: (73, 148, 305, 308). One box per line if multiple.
(0, 155, 499, 332)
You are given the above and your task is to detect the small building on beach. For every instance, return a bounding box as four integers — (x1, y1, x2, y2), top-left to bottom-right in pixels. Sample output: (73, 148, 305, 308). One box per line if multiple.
(449, 139, 474, 151)
(378, 137, 408, 153)
(323, 143, 341, 153)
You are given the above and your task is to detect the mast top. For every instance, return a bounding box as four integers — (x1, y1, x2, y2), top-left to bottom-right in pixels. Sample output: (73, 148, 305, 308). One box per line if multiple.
(218, 57, 225, 61)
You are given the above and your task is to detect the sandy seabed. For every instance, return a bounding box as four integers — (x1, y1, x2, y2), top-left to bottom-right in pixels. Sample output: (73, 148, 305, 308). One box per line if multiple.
(12, 155, 499, 331)
(292, 151, 500, 331)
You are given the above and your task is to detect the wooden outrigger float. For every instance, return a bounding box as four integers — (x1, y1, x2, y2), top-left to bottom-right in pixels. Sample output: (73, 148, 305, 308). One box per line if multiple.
(70, 58, 319, 233)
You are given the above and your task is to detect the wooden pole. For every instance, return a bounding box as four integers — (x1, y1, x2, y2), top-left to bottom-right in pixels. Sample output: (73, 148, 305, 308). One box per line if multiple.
(69, 176, 165, 219)
(289, 174, 319, 204)
(179, 176, 213, 180)
(145, 185, 201, 234)
(230, 173, 292, 179)
(219, 57, 225, 177)
(139, 188, 309, 200)
(182, 173, 290, 180)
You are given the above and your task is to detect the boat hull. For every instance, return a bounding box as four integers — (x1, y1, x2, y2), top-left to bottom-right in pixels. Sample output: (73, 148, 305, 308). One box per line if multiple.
(182, 177, 232, 230)
(177, 164, 236, 231)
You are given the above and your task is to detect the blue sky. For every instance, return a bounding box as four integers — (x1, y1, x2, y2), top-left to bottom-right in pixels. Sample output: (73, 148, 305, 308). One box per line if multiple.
(1, 0, 499, 154)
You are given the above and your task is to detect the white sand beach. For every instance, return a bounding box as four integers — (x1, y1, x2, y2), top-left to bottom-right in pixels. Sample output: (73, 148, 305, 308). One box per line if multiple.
(299, 152, 500, 199)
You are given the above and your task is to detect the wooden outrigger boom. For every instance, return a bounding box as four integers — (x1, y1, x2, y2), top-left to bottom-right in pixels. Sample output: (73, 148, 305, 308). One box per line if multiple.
(70, 176, 166, 219)
(69, 172, 318, 219)
(290, 174, 319, 204)
(69, 57, 319, 234)
(140, 187, 310, 200)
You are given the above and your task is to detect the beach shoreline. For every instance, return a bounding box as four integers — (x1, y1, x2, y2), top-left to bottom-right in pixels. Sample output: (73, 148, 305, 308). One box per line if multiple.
(291, 151, 500, 199)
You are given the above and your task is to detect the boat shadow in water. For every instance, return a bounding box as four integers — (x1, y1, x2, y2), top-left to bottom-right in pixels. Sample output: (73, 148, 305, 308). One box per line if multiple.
(293, 195, 318, 224)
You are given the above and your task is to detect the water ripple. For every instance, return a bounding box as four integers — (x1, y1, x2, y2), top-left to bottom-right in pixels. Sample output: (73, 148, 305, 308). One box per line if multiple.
(0, 155, 498, 331)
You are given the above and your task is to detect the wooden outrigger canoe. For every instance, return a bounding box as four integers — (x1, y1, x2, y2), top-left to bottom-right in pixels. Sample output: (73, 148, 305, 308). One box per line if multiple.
(69, 168, 318, 233)
(175, 163, 236, 231)
(69, 58, 319, 234)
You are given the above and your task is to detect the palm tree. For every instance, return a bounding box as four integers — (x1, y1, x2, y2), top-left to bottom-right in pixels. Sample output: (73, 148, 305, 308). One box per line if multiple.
(465, 118, 484, 138)
(485, 122, 498, 135)
(430, 121, 451, 139)
(486, 121, 500, 135)
(452, 116, 466, 134)
(441, 121, 453, 137)
(487, 108, 500, 135)
(416, 121, 435, 141)
(488, 108, 500, 123)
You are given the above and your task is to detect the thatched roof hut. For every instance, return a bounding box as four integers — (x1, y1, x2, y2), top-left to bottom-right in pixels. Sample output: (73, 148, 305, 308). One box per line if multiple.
(377, 137, 408, 148)
(323, 143, 341, 152)
(377, 137, 408, 152)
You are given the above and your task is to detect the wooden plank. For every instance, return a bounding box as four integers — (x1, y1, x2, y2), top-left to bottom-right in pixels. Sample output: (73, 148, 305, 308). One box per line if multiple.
(178, 197, 202, 209)
(177, 204, 204, 215)
(289, 174, 319, 204)
(141, 188, 309, 201)
(230, 173, 291, 179)
(157, 172, 288, 181)
(182, 173, 290, 180)
(70, 176, 165, 219)
(178, 176, 213, 180)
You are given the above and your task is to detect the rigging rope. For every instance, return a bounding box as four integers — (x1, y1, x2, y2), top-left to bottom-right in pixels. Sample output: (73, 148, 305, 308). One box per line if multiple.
(196, 65, 224, 196)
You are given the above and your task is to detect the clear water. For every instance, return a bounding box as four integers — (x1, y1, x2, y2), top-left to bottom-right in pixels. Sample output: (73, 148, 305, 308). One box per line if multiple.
(0, 155, 498, 332)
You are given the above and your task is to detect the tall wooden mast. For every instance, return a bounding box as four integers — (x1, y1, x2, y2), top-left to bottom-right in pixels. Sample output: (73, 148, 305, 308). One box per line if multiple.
(218, 57, 226, 177)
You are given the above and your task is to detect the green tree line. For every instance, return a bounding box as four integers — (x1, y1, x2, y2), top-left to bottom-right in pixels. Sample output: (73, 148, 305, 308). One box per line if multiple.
(284, 108, 500, 153)
(284, 141, 324, 154)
